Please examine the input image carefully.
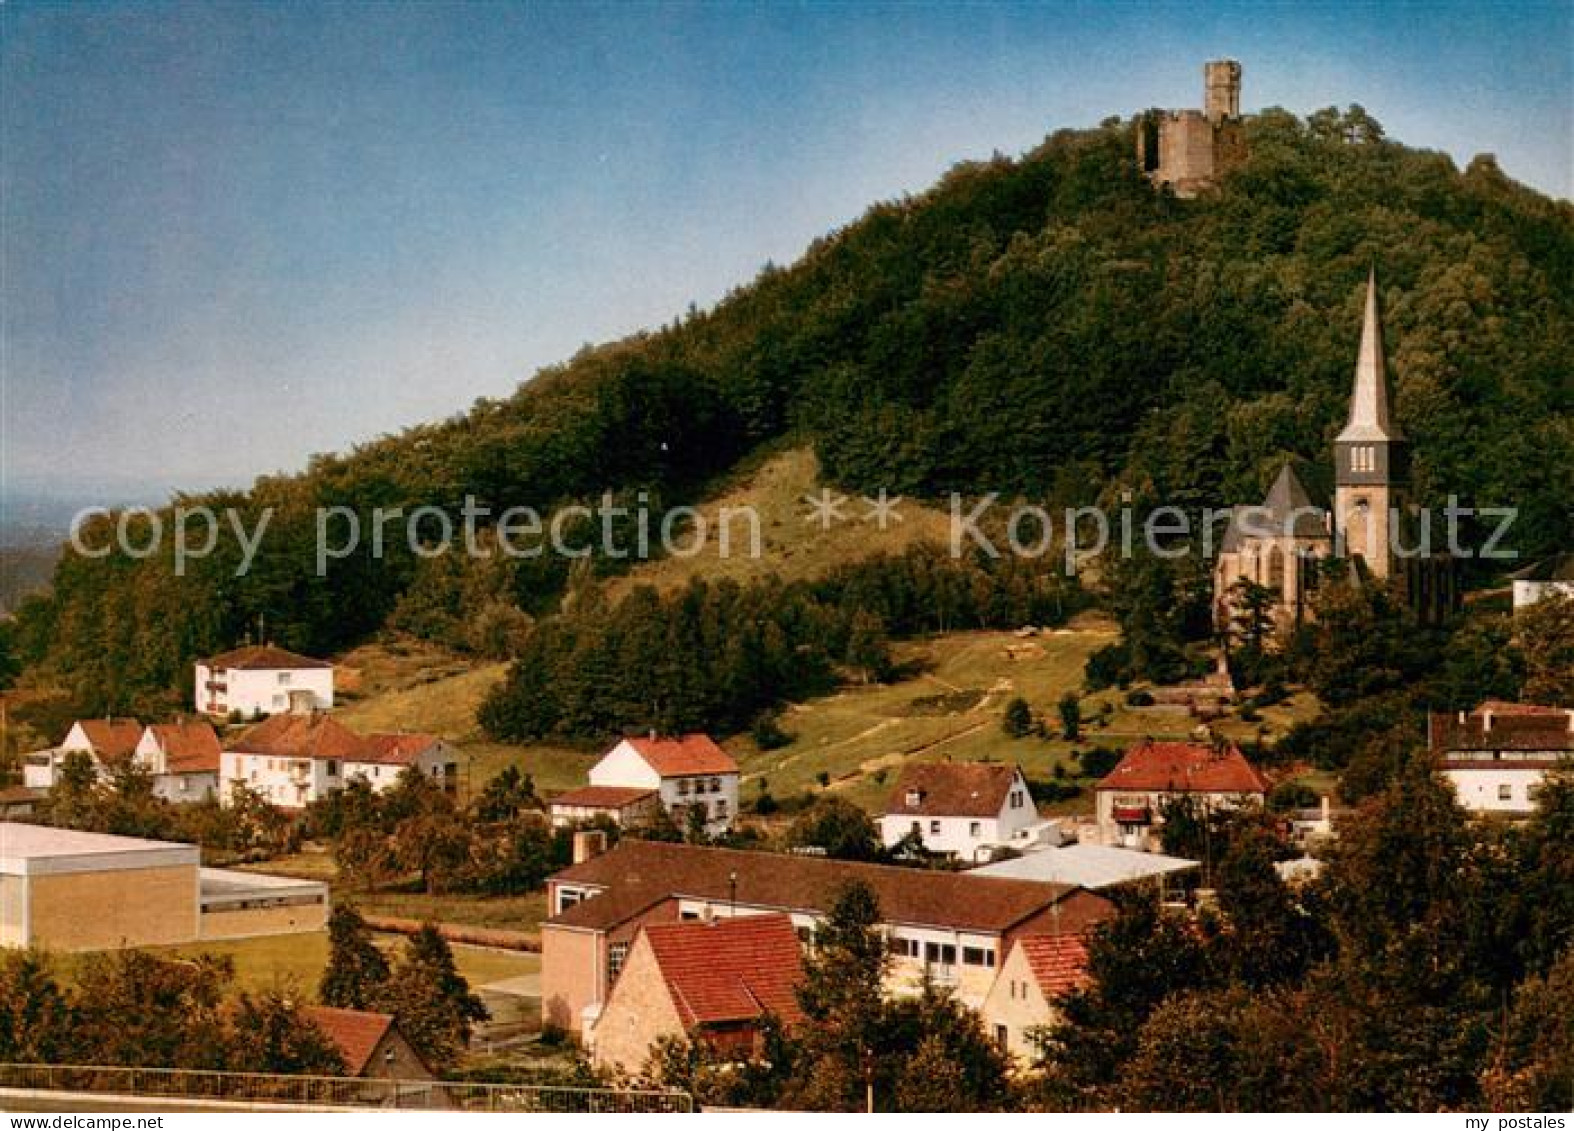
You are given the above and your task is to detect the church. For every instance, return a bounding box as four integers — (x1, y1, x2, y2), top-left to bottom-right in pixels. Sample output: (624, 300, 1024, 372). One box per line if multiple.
(1212, 269, 1457, 635)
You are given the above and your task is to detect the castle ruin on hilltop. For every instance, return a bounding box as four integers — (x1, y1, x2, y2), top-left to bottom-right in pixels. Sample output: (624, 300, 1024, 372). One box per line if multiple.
(1136, 60, 1247, 197)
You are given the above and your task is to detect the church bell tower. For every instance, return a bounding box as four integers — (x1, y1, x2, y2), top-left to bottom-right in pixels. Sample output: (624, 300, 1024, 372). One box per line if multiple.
(1333, 268, 1407, 578)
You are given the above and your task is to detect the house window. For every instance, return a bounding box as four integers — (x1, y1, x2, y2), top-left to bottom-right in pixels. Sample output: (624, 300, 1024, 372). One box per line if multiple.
(557, 889, 583, 914)
(709, 777, 720, 793)
(1528, 783, 1543, 802)
(715, 799, 728, 819)
(326, 760, 339, 777)
(910, 821, 921, 836)
(888, 937, 919, 959)
(929, 820, 941, 835)
(272, 695, 286, 708)
(995, 1025, 1008, 1049)
(680, 909, 701, 922)
(1010, 791, 1023, 809)
(905, 789, 922, 807)
(608, 942, 629, 982)
(962, 946, 995, 968)
(1498, 783, 1513, 801)
(677, 779, 689, 796)
(969, 821, 982, 838)
(919, 943, 956, 968)
(278, 672, 292, 686)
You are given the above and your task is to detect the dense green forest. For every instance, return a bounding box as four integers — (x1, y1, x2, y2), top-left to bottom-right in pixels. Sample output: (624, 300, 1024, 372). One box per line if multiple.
(12, 105, 1572, 715)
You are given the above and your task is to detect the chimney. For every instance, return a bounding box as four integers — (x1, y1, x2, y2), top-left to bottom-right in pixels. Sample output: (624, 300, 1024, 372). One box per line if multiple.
(1320, 794, 1330, 824)
(1567, 709, 1574, 734)
(572, 829, 607, 865)
(1482, 708, 1494, 734)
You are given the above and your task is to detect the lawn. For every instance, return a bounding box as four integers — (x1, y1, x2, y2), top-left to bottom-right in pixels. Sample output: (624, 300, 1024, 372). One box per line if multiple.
(729, 617, 1323, 814)
(103, 932, 539, 995)
(233, 857, 550, 935)
(602, 446, 959, 600)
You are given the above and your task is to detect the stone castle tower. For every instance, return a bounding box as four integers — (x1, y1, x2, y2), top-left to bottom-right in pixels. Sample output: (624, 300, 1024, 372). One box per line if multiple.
(1137, 59, 1247, 197)
(1333, 268, 1407, 579)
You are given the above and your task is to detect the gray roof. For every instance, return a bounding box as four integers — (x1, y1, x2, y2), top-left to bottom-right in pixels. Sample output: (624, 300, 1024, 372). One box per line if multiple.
(970, 843, 1199, 889)
(1510, 552, 1574, 583)
(1, 822, 198, 876)
(1220, 464, 1329, 551)
(1336, 267, 1404, 444)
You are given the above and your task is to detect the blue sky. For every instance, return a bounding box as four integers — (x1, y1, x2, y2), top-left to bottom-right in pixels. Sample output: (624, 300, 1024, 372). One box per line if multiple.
(3, 0, 1569, 501)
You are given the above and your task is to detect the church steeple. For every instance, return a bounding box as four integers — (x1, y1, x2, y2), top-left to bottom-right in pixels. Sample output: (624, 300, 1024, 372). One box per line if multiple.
(1333, 266, 1407, 578)
(1336, 266, 1403, 444)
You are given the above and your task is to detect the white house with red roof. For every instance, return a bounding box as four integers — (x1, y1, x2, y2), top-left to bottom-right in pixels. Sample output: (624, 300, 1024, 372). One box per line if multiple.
(585, 733, 739, 832)
(22, 718, 144, 790)
(1431, 701, 1573, 815)
(195, 644, 334, 719)
(588, 913, 805, 1075)
(351, 733, 459, 794)
(548, 785, 662, 829)
(221, 715, 455, 808)
(1094, 739, 1269, 850)
(878, 761, 1041, 861)
(980, 933, 1089, 1065)
(135, 720, 223, 803)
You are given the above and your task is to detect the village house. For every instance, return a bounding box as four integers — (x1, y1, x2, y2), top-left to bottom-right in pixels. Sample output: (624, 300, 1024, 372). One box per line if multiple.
(540, 839, 1113, 1036)
(1431, 701, 1573, 815)
(24, 717, 224, 804)
(134, 720, 223, 803)
(979, 933, 1089, 1066)
(355, 733, 460, 794)
(1508, 553, 1574, 611)
(303, 1006, 433, 1082)
(22, 717, 143, 790)
(549, 785, 661, 829)
(584, 734, 739, 833)
(195, 644, 334, 719)
(589, 913, 805, 1076)
(220, 713, 456, 808)
(878, 761, 1043, 861)
(1094, 740, 1269, 850)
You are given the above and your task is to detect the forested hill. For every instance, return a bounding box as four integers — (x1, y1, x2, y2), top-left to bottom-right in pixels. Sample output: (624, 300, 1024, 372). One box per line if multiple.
(12, 105, 1574, 714)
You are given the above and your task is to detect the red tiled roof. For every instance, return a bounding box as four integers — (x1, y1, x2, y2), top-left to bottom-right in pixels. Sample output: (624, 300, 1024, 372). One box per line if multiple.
(624, 734, 737, 777)
(548, 840, 1108, 936)
(224, 712, 371, 762)
(1431, 708, 1574, 755)
(1017, 933, 1089, 1000)
(1096, 741, 1269, 795)
(642, 914, 806, 1029)
(550, 785, 658, 810)
(302, 1006, 393, 1076)
(204, 645, 332, 671)
(359, 733, 444, 767)
(145, 721, 222, 773)
(1476, 700, 1569, 718)
(69, 718, 143, 763)
(883, 761, 1022, 818)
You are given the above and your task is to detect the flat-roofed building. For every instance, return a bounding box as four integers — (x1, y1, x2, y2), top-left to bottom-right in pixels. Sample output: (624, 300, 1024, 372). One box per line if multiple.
(971, 842, 1199, 895)
(1, 823, 327, 951)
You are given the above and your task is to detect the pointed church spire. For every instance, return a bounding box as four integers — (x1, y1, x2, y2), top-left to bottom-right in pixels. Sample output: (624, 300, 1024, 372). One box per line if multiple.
(1336, 266, 1403, 442)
